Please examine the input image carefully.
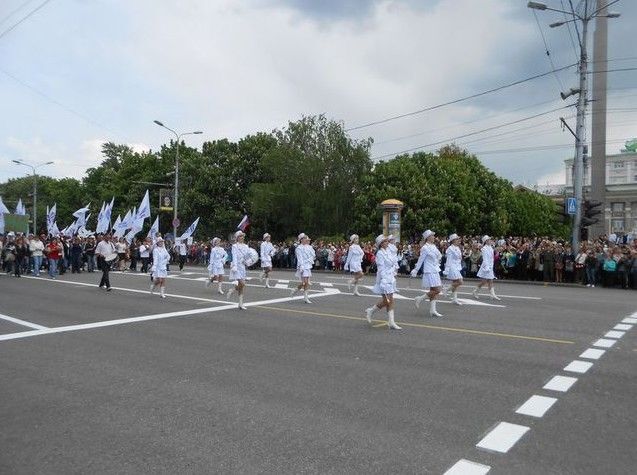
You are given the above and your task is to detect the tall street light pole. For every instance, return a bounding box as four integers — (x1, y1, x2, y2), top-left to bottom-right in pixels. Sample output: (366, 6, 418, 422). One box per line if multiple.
(528, 0, 620, 253)
(153, 120, 202, 241)
(12, 160, 54, 235)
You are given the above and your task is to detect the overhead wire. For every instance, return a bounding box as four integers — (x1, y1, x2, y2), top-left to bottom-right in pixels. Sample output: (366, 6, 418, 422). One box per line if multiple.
(0, 0, 53, 40)
(0, 0, 36, 27)
(532, 9, 565, 91)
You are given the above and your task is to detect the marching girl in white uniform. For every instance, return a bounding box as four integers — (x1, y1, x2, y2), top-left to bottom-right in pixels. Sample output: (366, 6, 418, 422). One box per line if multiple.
(364, 234, 401, 330)
(227, 230, 254, 310)
(411, 230, 444, 317)
(443, 233, 464, 305)
(260, 233, 275, 288)
(291, 233, 315, 304)
(150, 237, 170, 298)
(473, 235, 501, 300)
(206, 237, 228, 295)
(344, 234, 364, 296)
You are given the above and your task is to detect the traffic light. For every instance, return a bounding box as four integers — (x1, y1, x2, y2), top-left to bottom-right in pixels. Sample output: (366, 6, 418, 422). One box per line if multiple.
(581, 200, 603, 227)
(555, 201, 570, 224)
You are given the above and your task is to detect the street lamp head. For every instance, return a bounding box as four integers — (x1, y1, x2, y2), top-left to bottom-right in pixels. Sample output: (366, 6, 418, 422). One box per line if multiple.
(45, 161, 54, 165)
(606, 12, 620, 18)
(549, 21, 565, 28)
(153, 120, 164, 127)
(193, 131, 203, 135)
(527, 1, 547, 10)
(12, 159, 22, 164)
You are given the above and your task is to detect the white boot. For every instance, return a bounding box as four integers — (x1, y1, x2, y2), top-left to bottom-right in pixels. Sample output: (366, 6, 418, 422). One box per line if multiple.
(205, 278, 212, 289)
(430, 300, 443, 317)
(451, 291, 463, 305)
(150, 282, 155, 295)
(226, 287, 236, 300)
(414, 294, 425, 309)
(490, 288, 501, 301)
(353, 284, 361, 296)
(304, 290, 312, 304)
(387, 310, 402, 330)
(290, 287, 300, 297)
(472, 287, 480, 299)
(364, 305, 377, 324)
(217, 282, 224, 295)
(264, 277, 270, 288)
(259, 271, 265, 282)
(238, 294, 247, 310)
(160, 286, 166, 299)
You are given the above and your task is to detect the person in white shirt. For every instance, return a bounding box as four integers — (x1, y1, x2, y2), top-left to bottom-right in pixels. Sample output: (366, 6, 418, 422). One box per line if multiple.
(150, 237, 170, 298)
(473, 235, 501, 300)
(364, 234, 401, 330)
(291, 233, 315, 304)
(206, 237, 228, 295)
(115, 238, 128, 271)
(174, 239, 188, 271)
(226, 230, 253, 310)
(259, 233, 275, 288)
(95, 234, 116, 291)
(344, 234, 364, 296)
(29, 236, 45, 277)
(443, 233, 464, 305)
(411, 230, 444, 317)
(139, 238, 151, 273)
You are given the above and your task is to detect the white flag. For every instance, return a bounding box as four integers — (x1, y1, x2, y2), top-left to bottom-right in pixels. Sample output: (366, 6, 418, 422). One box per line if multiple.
(46, 203, 57, 234)
(15, 198, 26, 215)
(136, 190, 151, 220)
(50, 221, 60, 237)
(147, 216, 159, 239)
(73, 204, 90, 218)
(120, 209, 133, 230)
(179, 217, 200, 240)
(112, 214, 121, 232)
(0, 196, 10, 214)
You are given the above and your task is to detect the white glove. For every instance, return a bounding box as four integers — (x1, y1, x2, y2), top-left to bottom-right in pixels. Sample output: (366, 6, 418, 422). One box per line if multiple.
(410, 269, 417, 278)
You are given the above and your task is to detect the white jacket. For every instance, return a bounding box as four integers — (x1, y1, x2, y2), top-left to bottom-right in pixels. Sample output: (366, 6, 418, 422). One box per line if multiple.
(412, 243, 441, 274)
(209, 246, 228, 267)
(444, 244, 462, 273)
(295, 244, 315, 271)
(260, 241, 275, 262)
(152, 246, 170, 271)
(344, 244, 364, 270)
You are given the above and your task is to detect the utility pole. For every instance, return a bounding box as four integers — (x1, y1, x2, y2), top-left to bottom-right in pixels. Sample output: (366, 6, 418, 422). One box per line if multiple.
(528, 0, 620, 252)
(590, 0, 609, 238)
(12, 160, 54, 235)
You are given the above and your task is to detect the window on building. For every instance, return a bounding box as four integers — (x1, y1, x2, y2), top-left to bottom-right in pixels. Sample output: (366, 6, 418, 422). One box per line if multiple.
(611, 219, 625, 232)
(611, 202, 625, 212)
(614, 161, 625, 168)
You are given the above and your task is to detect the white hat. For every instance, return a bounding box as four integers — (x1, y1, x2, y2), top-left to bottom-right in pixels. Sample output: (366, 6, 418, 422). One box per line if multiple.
(298, 233, 309, 241)
(350, 234, 359, 243)
(263, 233, 271, 240)
(482, 235, 491, 243)
(234, 230, 245, 239)
(388, 234, 396, 241)
(156, 237, 164, 243)
(375, 234, 388, 247)
(448, 233, 459, 242)
(422, 229, 435, 240)
(212, 237, 221, 245)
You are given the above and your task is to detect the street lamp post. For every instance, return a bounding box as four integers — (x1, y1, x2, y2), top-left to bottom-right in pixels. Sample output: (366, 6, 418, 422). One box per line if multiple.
(12, 160, 54, 235)
(153, 120, 202, 241)
(528, 0, 620, 253)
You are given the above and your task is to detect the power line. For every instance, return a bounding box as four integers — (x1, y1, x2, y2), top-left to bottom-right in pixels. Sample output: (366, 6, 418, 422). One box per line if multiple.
(371, 105, 573, 160)
(0, 0, 53, 40)
(345, 63, 577, 132)
(0, 0, 36, 27)
(532, 9, 565, 91)
(470, 138, 629, 156)
(560, 0, 579, 61)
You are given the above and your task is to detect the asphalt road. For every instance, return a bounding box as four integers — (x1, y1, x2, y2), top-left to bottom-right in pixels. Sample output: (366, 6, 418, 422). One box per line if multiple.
(1, 267, 635, 474)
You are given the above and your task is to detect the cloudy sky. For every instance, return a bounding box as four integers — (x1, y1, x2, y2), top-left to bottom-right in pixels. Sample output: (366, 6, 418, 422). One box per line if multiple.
(1, 0, 635, 187)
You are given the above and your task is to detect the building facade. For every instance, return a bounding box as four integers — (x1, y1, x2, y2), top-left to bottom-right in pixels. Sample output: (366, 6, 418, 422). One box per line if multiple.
(563, 147, 637, 235)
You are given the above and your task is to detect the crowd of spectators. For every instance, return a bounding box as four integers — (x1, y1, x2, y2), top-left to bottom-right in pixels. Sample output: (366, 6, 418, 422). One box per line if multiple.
(2, 231, 636, 290)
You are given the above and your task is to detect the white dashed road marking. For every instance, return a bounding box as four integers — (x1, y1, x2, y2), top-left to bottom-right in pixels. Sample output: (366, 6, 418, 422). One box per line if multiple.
(604, 330, 625, 339)
(444, 459, 491, 475)
(613, 324, 632, 331)
(622, 317, 637, 324)
(593, 338, 617, 348)
(563, 360, 594, 374)
(543, 375, 578, 392)
(476, 422, 530, 453)
(515, 395, 558, 418)
(579, 348, 606, 360)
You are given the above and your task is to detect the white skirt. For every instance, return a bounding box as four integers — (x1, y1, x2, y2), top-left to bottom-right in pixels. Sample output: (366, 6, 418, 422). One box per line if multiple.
(261, 258, 272, 269)
(373, 277, 395, 295)
(295, 268, 311, 279)
(422, 272, 442, 289)
(444, 268, 463, 281)
(230, 267, 247, 281)
(154, 268, 168, 279)
(477, 266, 495, 280)
(348, 262, 362, 273)
(208, 264, 225, 277)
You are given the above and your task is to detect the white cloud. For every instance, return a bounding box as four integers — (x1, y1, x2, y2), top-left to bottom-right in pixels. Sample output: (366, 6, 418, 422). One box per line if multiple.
(537, 168, 566, 185)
